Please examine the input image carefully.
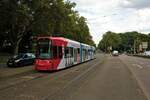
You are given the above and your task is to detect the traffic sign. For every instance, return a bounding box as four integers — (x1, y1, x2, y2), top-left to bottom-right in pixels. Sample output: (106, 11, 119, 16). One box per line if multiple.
(142, 42, 148, 49)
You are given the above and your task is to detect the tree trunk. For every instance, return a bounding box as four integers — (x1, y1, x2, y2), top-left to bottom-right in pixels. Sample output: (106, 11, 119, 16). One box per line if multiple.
(13, 38, 22, 55)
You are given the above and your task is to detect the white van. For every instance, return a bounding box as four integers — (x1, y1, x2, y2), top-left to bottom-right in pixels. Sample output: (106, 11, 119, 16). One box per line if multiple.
(112, 50, 119, 56)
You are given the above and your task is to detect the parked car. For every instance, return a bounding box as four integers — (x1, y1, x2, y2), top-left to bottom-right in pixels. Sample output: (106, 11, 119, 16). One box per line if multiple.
(143, 51, 150, 56)
(7, 53, 35, 67)
(112, 50, 119, 56)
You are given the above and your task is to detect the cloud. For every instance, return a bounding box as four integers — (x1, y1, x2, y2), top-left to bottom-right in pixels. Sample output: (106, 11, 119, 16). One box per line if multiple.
(120, 0, 150, 9)
(69, 0, 150, 45)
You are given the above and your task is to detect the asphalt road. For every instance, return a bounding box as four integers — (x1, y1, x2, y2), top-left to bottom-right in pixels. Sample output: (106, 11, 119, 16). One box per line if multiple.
(120, 55, 150, 100)
(0, 54, 149, 100)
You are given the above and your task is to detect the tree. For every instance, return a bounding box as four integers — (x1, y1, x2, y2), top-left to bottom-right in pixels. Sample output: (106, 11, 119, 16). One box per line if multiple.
(98, 31, 121, 52)
(0, 0, 95, 54)
(98, 31, 150, 53)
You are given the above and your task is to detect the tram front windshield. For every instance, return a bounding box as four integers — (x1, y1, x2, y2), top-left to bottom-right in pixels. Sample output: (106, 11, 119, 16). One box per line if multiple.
(37, 39, 51, 59)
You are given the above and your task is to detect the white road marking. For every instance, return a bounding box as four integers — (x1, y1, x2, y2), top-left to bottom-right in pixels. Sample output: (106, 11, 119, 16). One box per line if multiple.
(132, 64, 143, 69)
(140, 62, 144, 65)
(137, 65, 143, 69)
(22, 76, 35, 79)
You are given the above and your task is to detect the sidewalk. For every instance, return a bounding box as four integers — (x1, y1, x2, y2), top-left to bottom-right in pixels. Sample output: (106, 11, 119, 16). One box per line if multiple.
(0, 63, 6, 68)
(0, 65, 34, 79)
(128, 54, 150, 59)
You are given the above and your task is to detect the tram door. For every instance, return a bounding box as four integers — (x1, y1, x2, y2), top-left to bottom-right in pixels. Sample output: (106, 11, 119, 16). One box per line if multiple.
(65, 47, 73, 67)
(82, 49, 86, 62)
(74, 48, 77, 64)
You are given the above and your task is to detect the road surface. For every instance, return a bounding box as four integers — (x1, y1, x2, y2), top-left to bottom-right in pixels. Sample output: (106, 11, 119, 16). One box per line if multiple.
(0, 54, 149, 100)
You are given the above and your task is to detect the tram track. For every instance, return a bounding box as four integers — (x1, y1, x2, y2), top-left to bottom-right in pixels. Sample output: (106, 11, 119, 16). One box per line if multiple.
(0, 54, 106, 100)
(43, 59, 105, 100)
(0, 54, 103, 92)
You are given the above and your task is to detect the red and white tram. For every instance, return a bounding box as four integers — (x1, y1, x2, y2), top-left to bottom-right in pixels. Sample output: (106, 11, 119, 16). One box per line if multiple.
(35, 37, 95, 71)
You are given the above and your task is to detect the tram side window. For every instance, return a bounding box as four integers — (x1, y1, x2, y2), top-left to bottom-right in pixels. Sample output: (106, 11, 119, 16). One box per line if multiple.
(52, 46, 58, 58)
(64, 47, 73, 58)
(52, 46, 62, 58)
(74, 49, 77, 62)
(58, 46, 62, 58)
(83, 49, 86, 60)
(70, 47, 73, 57)
(88, 50, 91, 56)
(77, 48, 80, 54)
(85, 50, 88, 59)
(65, 47, 69, 58)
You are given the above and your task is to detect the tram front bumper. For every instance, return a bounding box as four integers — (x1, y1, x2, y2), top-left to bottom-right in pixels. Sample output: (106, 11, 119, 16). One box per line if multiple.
(35, 60, 53, 71)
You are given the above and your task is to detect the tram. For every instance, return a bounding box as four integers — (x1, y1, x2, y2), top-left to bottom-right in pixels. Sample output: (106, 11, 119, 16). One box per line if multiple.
(35, 37, 95, 71)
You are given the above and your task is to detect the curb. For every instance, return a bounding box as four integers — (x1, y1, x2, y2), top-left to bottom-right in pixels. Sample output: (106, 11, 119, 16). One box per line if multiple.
(0, 63, 6, 68)
(128, 54, 150, 59)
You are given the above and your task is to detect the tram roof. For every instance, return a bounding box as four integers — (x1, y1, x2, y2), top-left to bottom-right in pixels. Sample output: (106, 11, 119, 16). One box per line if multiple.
(37, 36, 80, 44)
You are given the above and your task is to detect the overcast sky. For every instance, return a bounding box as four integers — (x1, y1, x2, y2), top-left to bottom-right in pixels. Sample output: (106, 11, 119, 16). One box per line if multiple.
(69, 0, 150, 45)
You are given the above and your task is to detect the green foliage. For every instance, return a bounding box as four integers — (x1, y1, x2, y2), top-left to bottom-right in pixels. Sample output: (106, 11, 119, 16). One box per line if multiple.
(98, 31, 150, 53)
(98, 31, 121, 52)
(0, 0, 95, 54)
